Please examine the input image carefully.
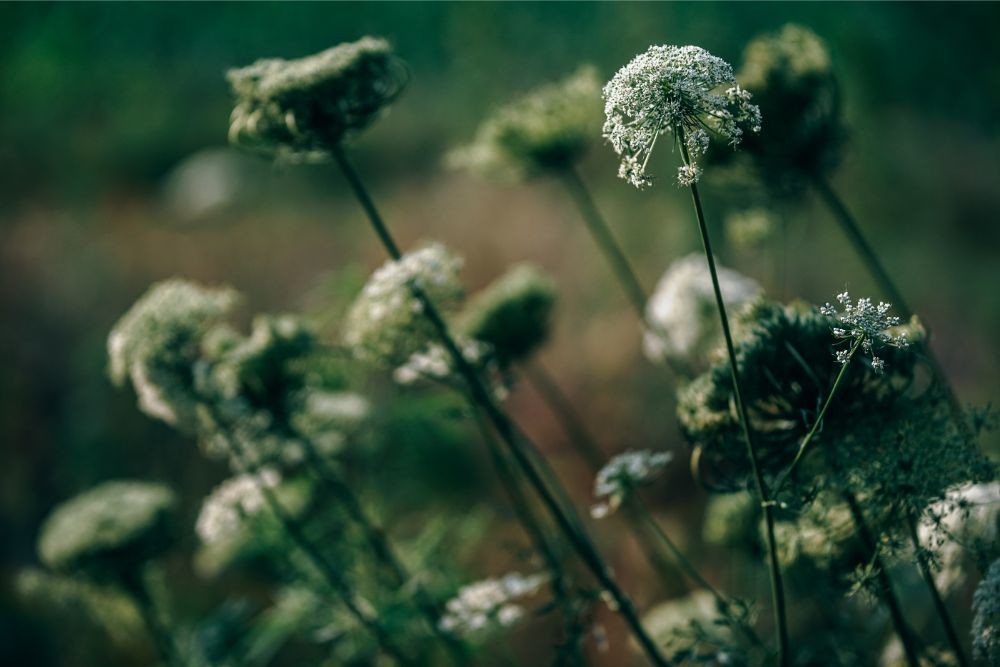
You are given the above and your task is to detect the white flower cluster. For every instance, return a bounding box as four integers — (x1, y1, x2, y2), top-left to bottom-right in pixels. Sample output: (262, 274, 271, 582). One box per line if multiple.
(108, 279, 239, 430)
(393, 339, 488, 385)
(919, 482, 1000, 593)
(972, 559, 1000, 664)
(439, 572, 547, 635)
(643, 254, 762, 368)
(196, 468, 281, 545)
(819, 292, 909, 373)
(344, 243, 464, 366)
(603, 45, 761, 188)
(592, 450, 674, 519)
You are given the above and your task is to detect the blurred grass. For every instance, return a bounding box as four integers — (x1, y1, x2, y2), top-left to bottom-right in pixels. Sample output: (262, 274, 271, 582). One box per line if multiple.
(1, 3, 999, 665)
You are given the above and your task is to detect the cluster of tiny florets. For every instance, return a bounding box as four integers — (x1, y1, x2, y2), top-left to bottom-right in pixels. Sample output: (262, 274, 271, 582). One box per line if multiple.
(450, 66, 602, 179)
(227, 37, 407, 161)
(196, 468, 281, 546)
(439, 572, 548, 635)
(603, 45, 761, 188)
(819, 292, 908, 373)
(344, 243, 464, 366)
(972, 559, 1000, 664)
(591, 450, 673, 518)
(108, 280, 239, 430)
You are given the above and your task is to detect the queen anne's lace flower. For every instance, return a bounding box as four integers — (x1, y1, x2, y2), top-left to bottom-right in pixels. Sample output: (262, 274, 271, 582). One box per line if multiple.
(603, 45, 761, 187)
(643, 253, 762, 369)
(819, 292, 909, 373)
(450, 67, 601, 179)
(196, 468, 281, 546)
(344, 243, 464, 366)
(591, 450, 673, 518)
(972, 559, 1000, 664)
(439, 572, 548, 635)
(228, 37, 407, 161)
(38, 481, 177, 577)
(108, 280, 239, 430)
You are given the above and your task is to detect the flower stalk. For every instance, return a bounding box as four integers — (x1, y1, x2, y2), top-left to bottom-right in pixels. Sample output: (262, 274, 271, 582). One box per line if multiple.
(331, 143, 672, 667)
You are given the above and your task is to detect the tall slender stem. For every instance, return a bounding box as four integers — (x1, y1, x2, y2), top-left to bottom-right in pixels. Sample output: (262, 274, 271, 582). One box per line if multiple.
(905, 511, 970, 667)
(775, 338, 862, 490)
(559, 167, 649, 319)
(678, 130, 789, 665)
(331, 144, 671, 667)
(220, 427, 414, 666)
(297, 440, 468, 662)
(842, 492, 921, 667)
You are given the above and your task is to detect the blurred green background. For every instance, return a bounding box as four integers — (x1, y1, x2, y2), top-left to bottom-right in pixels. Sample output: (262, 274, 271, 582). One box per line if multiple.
(2, 3, 999, 665)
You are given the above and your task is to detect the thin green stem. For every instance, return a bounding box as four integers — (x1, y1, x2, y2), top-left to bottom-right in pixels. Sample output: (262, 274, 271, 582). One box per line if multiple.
(775, 338, 862, 491)
(123, 569, 184, 667)
(559, 167, 649, 319)
(842, 492, 921, 667)
(905, 511, 970, 667)
(297, 440, 468, 663)
(220, 427, 414, 666)
(331, 144, 672, 667)
(678, 129, 789, 666)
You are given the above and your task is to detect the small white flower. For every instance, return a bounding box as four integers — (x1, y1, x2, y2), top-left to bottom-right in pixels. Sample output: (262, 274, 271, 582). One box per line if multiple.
(439, 572, 548, 636)
(820, 292, 909, 373)
(592, 450, 673, 518)
(196, 468, 281, 545)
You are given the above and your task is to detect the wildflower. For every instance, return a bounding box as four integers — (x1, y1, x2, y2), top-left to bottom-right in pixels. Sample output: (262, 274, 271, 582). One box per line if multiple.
(449, 66, 602, 179)
(38, 481, 177, 579)
(643, 253, 761, 370)
(642, 591, 746, 664)
(972, 559, 1000, 664)
(603, 45, 761, 187)
(195, 468, 282, 546)
(919, 482, 1000, 593)
(678, 300, 925, 485)
(227, 37, 407, 161)
(108, 279, 239, 430)
(439, 572, 548, 636)
(591, 450, 673, 518)
(344, 242, 464, 366)
(460, 264, 557, 366)
(734, 24, 844, 188)
(819, 292, 909, 373)
(392, 339, 489, 385)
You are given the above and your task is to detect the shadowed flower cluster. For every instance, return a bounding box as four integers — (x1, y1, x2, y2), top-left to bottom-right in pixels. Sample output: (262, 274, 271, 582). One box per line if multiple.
(439, 572, 548, 636)
(603, 45, 761, 188)
(819, 291, 909, 373)
(228, 37, 407, 161)
(450, 66, 602, 179)
(591, 450, 673, 518)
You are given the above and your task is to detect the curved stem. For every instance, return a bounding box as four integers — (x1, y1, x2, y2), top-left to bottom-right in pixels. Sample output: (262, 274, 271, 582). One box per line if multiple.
(775, 339, 862, 491)
(220, 428, 414, 666)
(905, 511, 969, 667)
(297, 440, 468, 662)
(842, 492, 921, 667)
(678, 129, 789, 666)
(332, 144, 672, 667)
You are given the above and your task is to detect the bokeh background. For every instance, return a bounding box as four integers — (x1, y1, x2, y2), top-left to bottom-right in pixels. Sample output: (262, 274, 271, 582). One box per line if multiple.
(2, 3, 999, 665)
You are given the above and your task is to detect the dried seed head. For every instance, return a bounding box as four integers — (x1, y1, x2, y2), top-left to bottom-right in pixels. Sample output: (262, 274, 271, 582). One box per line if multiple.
(227, 37, 407, 161)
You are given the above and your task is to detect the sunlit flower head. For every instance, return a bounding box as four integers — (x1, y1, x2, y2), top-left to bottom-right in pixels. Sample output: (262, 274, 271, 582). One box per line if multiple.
(603, 45, 761, 188)
(227, 37, 407, 161)
(591, 450, 673, 518)
(344, 242, 464, 366)
(196, 468, 281, 546)
(439, 571, 548, 636)
(450, 66, 602, 179)
(819, 292, 908, 373)
(108, 279, 239, 430)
